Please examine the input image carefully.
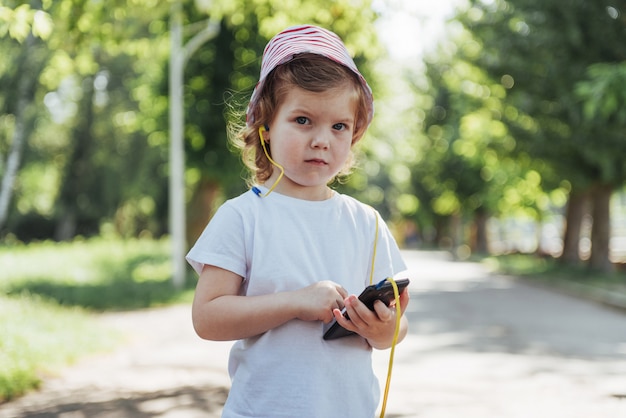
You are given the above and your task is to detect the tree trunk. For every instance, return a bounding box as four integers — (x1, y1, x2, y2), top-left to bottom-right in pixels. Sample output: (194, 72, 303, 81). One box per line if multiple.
(186, 178, 220, 248)
(471, 208, 489, 254)
(450, 212, 464, 257)
(559, 190, 588, 265)
(0, 33, 39, 232)
(433, 216, 449, 249)
(54, 76, 95, 241)
(588, 183, 614, 273)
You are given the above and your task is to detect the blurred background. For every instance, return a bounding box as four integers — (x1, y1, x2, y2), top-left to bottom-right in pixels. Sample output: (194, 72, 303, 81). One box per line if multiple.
(1, 0, 625, 405)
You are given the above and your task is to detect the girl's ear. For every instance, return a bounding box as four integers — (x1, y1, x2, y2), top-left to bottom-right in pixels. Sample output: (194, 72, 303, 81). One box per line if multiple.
(259, 125, 270, 143)
(263, 124, 270, 141)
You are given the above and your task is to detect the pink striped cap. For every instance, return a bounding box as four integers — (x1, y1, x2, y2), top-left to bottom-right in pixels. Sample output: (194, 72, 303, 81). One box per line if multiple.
(246, 24, 374, 128)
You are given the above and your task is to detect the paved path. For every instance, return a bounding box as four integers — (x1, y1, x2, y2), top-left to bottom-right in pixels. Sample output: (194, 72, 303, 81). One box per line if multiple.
(2, 250, 626, 417)
(379, 251, 626, 417)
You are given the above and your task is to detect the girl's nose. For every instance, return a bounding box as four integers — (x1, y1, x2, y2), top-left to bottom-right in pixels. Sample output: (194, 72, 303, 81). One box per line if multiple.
(310, 129, 330, 149)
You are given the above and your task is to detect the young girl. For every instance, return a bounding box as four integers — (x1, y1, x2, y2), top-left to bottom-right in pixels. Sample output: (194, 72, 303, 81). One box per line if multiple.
(187, 24, 409, 417)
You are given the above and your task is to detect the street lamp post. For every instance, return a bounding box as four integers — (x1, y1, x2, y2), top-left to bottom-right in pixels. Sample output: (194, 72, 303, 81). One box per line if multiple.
(169, 1, 219, 288)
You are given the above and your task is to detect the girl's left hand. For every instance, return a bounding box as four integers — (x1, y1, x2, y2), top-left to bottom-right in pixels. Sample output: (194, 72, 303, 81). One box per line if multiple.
(332, 288, 410, 349)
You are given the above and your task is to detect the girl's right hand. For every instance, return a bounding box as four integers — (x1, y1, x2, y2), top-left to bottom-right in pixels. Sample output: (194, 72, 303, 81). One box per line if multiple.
(292, 281, 349, 323)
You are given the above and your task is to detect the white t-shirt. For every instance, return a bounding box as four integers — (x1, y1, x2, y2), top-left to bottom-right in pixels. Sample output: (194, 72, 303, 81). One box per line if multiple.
(186, 187, 407, 418)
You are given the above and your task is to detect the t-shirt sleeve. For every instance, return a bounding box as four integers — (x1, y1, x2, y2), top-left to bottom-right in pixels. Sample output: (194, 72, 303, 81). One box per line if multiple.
(185, 203, 247, 278)
(373, 211, 407, 280)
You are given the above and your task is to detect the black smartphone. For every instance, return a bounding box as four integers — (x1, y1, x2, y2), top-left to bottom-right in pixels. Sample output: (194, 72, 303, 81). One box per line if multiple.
(322, 278, 410, 340)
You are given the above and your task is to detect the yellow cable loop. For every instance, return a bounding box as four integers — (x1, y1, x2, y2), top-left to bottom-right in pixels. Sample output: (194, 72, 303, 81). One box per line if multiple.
(258, 126, 284, 197)
(369, 210, 379, 286)
(370, 208, 401, 418)
(379, 277, 401, 418)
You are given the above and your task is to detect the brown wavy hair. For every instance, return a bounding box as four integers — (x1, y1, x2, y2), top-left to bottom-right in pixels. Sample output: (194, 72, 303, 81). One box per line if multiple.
(229, 53, 370, 187)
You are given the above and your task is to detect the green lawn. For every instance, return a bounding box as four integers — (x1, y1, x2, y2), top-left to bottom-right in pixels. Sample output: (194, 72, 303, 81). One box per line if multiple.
(0, 293, 119, 401)
(484, 253, 626, 298)
(0, 237, 195, 402)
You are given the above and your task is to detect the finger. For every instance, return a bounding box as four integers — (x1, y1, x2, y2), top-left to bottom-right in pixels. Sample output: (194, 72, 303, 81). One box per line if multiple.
(324, 309, 339, 324)
(344, 296, 370, 327)
(333, 308, 355, 331)
(336, 285, 348, 299)
(332, 308, 344, 320)
(399, 288, 410, 313)
(373, 300, 393, 322)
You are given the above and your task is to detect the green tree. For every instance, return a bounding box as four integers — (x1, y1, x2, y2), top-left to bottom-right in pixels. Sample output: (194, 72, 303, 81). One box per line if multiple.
(1, 0, 172, 239)
(0, 1, 53, 233)
(49, 1, 171, 239)
(575, 62, 626, 269)
(412, 35, 563, 256)
(457, 0, 626, 271)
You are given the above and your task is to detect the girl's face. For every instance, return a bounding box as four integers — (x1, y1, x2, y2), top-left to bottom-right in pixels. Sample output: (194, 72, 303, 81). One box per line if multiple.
(264, 85, 357, 201)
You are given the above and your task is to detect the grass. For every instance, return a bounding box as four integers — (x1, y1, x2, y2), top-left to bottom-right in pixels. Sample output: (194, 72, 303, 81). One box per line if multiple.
(483, 253, 626, 296)
(0, 237, 195, 310)
(0, 237, 197, 402)
(0, 294, 120, 401)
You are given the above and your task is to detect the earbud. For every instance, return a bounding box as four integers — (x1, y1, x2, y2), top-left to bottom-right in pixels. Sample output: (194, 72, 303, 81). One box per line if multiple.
(259, 124, 270, 144)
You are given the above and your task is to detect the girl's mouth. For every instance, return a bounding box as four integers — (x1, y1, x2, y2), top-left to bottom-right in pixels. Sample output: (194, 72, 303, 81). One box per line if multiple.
(306, 159, 327, 165)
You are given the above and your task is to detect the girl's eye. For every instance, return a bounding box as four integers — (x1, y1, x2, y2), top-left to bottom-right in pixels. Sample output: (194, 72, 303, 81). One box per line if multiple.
(295, 116, 308, 125)
(333, 123, 347, 131)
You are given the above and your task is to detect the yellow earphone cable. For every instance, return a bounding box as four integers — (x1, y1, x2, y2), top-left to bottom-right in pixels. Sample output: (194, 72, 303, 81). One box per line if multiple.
(257, 125, 284, 197)
(379, 277, 401, 418)
(370, 208, 402, 418)
(369, 211, 379, 286)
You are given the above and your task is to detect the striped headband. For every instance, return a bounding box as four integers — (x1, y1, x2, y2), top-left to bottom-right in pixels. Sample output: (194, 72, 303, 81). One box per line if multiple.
(246, 24, 374, 128)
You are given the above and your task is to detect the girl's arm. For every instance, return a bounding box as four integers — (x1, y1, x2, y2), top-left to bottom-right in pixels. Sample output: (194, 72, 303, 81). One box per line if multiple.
(192, 264, 348, 341)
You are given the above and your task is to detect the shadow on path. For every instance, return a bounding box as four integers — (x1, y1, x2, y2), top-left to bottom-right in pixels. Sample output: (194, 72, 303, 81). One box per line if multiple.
(3, 385, 227, 418)
(404, 273, 626, 359)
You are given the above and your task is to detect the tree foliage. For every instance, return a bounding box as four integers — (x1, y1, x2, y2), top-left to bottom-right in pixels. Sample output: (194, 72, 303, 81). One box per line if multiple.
(448, 0, 626, 270)
(0, 0, 382, 243)
(3, 0, 623, 272)
(408, 25, 564, 254)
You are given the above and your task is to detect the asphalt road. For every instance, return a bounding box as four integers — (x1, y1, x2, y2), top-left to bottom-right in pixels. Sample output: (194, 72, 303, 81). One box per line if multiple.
(2, 250, 625, 417)
(375, 251, 626, 417)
